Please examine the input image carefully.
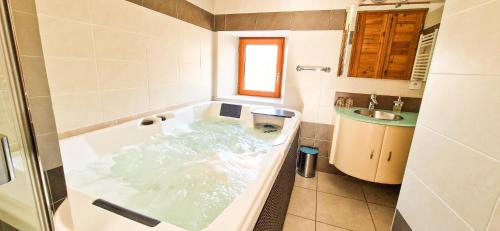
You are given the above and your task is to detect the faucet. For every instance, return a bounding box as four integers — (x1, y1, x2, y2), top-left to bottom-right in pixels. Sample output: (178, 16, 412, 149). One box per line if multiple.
(368, 94, 378, 111)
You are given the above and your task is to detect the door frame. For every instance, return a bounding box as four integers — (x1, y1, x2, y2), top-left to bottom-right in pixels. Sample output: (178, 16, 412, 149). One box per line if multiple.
(0, 1, 54, 230)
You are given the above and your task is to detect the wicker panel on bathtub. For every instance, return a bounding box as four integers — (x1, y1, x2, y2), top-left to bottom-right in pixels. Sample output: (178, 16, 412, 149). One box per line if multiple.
(253, 131, 298, 231)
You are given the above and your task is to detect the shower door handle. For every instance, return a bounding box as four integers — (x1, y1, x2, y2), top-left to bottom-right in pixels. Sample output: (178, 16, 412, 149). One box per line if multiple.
(0, 134, 15, 185)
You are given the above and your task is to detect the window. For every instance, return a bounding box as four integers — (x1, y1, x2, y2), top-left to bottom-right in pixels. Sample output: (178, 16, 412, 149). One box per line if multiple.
(238, 37, 285, 98)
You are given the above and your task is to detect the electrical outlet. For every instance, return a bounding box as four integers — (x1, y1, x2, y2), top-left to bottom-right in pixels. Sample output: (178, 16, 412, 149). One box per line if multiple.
(408, 80, 422, 90)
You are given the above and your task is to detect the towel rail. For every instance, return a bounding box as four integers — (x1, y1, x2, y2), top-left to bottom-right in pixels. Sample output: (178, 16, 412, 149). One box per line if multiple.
(296, 65, 331, 73)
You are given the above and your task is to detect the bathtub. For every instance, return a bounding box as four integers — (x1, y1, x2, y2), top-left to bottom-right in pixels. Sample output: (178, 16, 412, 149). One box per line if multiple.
(54, 101, 301, 231)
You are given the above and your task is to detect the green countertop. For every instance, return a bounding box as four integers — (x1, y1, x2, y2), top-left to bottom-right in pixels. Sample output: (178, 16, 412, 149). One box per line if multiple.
(335, 107, 418, 127)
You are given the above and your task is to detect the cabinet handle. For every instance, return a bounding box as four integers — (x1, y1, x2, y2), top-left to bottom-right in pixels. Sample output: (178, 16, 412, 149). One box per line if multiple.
(370, 150, 374, 159)
(387, 151, 392, 161)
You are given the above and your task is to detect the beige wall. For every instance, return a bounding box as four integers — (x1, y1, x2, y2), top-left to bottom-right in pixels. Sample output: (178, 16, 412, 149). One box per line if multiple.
(34, 0, 214, 133)
(397, 0, 500, 230)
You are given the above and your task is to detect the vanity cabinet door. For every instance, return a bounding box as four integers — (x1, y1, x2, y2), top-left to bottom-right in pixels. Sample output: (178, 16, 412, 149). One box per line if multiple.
(375, 126, 415, 184)
(333, 117, 386, 181)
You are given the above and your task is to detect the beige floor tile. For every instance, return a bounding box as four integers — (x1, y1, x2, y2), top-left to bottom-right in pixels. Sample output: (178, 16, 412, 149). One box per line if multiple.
(317, 172, 365, 201)
(287, 186, 316, 220)
(368, 203, 395, 231)
(317, 192, 375, 231)
(294, 173, 317, 190)
(362, 182, 400, 207)
(283, 214, 315, 231)
(316, 222, 350, 231)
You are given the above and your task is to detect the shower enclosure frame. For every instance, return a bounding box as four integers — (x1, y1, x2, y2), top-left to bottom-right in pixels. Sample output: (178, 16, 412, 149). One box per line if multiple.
(0, 0, 55, 230)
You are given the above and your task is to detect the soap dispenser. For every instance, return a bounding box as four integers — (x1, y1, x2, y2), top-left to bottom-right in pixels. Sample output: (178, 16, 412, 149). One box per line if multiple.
(393, 96, 404, 114)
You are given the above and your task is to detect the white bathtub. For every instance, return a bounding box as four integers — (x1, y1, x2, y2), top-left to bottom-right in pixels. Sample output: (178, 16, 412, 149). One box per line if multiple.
(54, 101, 300, 231)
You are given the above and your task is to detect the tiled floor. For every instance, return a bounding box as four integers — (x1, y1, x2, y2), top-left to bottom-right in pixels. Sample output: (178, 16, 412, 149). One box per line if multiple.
(284, 172, 401, 231)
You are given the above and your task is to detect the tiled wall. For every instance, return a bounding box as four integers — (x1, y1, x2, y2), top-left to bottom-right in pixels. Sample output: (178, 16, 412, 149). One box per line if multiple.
(0, 48, 19, 151)
(299, 122, 345, 175)
(335, 92, 423, 113)
(7, 0, 67, 213)
(216, 29, 426, 125)
(395, 0, 500, 230)
(8, 0, 63, 171)
(33, 0, 213, 134)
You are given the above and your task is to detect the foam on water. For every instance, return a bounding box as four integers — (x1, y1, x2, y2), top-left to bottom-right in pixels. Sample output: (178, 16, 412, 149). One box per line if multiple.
(66, 117, 280, 230)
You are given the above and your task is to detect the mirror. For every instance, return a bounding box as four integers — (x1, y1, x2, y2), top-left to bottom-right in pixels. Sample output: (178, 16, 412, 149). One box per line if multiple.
(337, 2, 445, 81)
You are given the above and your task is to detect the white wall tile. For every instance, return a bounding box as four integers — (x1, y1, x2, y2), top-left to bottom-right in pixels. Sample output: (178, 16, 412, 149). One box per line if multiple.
(36, 0, 213, 132)
(28, 96, 58, 135)
(143, 10, 179, 39)
(93, 27, 147, 60)
(397, 173, 472, 231)
(488, 198, 500, 231)
(179, 43, 201, 64)
(418, 74, 500, 160)
(430, 0, 500, 76)
(89, 0, 145, 34)
(51, 93, 102, 131)
(398, 0, 500, 230)
(0, 92, 19, 143)
(35, 0, 91, 22)
(101, 88, 149, 121)
(96, 59, 148, 90)
(180, 62, 202, 83)
(38, 16, 94, 58)
(36, 133, 63, 170)
(148, 84, 179, 109)
(441, 0, 493, 17)
(407, 126, 500, 230)
(44, 57, 98, 95)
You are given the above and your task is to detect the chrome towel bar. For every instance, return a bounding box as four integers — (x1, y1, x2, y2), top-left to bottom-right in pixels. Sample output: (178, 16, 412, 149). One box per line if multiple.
(296, 65, 331, 73)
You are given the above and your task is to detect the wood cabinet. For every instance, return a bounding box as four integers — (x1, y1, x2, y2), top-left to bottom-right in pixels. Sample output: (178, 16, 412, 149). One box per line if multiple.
(330, 116, 415, 184)
(348, 10, 427, 80)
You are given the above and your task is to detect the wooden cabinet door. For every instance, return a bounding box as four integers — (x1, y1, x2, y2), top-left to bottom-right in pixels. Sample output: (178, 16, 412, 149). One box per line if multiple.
(332, 117, 386, 182)
(375, 126, 415, 184)
(348, 12, 392, 78)
(382, 10, 427, 79)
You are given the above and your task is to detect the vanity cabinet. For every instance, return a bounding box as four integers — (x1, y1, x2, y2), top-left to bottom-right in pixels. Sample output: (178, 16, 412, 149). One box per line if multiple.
(330, 116, 415, 184)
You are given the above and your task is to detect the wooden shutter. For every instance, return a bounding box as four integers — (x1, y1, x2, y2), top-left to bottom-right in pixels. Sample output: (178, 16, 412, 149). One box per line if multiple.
(382, 10, 427, 80)
(348, 12, 392, 78)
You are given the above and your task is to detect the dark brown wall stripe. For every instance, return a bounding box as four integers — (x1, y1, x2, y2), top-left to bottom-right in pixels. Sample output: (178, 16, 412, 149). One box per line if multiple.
(125, 0, 346, 31)
(126, 0, 214, 30)
(218, 10, 346, 31)
(335, 92, 423, 113)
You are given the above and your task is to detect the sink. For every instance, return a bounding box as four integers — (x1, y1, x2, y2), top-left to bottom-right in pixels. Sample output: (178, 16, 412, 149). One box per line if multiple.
(354, 109, 404, 121)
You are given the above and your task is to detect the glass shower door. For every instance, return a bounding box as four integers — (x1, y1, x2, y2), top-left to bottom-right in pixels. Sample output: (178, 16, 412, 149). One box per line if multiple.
(0, 2, 52, 230)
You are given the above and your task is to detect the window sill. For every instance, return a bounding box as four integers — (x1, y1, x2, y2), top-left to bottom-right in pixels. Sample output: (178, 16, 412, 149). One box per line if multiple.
(216, 95, 284, 106)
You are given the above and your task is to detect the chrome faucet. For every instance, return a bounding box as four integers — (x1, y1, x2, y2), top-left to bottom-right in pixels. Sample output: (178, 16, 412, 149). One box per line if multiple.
(368, 94, 378, 111)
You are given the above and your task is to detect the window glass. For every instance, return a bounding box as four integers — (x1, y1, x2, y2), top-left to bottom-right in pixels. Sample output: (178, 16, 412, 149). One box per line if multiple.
(243, 45, 278, 92)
